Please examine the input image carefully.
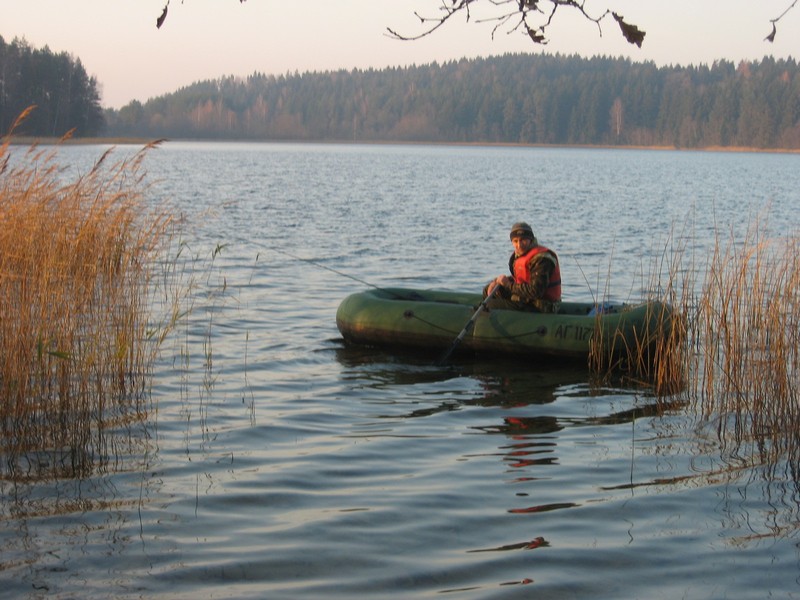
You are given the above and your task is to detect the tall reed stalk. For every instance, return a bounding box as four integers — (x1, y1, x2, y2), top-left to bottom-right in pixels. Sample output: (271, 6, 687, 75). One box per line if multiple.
(588, 226, 689, 395)
(605, 214, 800, 465)
(689, 222, 800, 462)
(0, 115, 172, 478)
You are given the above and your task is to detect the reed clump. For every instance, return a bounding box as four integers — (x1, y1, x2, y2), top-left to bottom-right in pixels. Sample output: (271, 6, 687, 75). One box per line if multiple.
(595, 216, 800, 465)
(689, 224, 800, 462)
(0, 126, 172, 478)
(588, 229, 689, 395)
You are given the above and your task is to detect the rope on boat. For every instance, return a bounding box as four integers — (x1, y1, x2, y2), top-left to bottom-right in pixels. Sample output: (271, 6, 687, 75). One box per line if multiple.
(403, 309, 547, 340)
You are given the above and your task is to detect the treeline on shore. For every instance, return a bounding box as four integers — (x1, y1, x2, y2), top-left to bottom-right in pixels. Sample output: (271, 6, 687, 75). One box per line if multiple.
(105, 53, 800, 150)
(0, 36, 105, 137)
(3, 35, 799, 150)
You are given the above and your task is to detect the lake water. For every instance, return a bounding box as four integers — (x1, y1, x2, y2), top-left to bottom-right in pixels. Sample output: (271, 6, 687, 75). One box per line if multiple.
(2, 142, 800, 599)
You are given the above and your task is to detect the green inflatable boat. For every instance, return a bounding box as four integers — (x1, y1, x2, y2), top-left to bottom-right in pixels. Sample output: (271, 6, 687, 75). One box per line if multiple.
(336, 287, 678, 365)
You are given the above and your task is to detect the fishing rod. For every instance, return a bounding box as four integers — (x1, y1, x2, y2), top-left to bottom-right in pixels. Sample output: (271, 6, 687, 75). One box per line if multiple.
(270, 244, 499, 364)
(267, 245, 384, 291)
(266, 246, 464, 306)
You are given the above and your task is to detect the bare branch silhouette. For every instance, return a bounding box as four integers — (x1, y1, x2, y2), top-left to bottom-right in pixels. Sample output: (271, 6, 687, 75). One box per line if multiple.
(152, 0, 796, 49)
(385, 0, 798, 48)
(157, 0, 247, 29)
(385, 0, 642, 46)
(766, 0, 798, 42)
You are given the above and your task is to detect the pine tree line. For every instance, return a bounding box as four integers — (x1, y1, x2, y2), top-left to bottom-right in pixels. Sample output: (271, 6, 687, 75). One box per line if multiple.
(107, 53, 798, 149)
(3, 37, 798, 148)
(0, 36, 105, 138)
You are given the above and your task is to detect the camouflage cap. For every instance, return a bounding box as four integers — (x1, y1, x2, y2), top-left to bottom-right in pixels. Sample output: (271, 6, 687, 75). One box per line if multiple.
(509, 222, 534, 240)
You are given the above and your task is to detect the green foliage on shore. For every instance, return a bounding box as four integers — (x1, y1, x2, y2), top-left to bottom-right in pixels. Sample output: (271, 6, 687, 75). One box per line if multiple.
(106, 53, 800, 149)
(0, 36, 105, 138)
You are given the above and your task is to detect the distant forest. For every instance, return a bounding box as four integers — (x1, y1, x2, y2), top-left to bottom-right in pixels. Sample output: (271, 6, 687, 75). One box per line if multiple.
(3, 36, 799, 150)
(0, 36, 104, 137)
(105, 53, 800, 150)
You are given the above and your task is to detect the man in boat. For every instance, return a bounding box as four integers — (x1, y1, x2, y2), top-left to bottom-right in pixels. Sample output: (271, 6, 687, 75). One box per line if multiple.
(483, 222, 562, 313)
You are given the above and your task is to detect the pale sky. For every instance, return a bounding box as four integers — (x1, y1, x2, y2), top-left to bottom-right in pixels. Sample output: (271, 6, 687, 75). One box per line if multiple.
(3, 1, 800, 109)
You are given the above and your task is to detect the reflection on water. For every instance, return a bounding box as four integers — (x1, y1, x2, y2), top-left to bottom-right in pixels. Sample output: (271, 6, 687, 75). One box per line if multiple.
(335, 342, 591, 400)
(2, 142, 799, 599)
(334, 334, 800, 592)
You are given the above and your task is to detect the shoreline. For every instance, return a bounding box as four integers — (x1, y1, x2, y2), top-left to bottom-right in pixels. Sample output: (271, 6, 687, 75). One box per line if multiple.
(6, 136, 800, 155)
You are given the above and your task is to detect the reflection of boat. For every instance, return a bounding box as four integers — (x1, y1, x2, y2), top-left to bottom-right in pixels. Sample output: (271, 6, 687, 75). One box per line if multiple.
(331, 339, 594, 413)
(336, 287, 676, 365)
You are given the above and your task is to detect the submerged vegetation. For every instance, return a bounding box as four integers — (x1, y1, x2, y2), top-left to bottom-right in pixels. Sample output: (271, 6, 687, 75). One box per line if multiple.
(0, 112, 173, 478)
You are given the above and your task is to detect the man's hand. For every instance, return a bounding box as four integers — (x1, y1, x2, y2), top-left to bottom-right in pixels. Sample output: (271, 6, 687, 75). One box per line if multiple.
(488, 275, 512, 295)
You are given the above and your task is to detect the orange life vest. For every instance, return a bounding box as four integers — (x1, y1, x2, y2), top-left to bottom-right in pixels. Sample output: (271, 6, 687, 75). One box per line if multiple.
(511, 246, 562, 302)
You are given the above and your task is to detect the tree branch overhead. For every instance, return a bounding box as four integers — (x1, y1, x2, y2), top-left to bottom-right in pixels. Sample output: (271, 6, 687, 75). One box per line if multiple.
(152, 0, 795, 49)
(384, 0, 797, 48)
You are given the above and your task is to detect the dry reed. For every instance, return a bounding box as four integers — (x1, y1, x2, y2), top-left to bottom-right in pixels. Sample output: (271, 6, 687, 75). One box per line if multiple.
(588, 226, 689, 395)
(688, 221, 800, 462)
(593, 213, 800, 466)
(0, 111, 173, 478)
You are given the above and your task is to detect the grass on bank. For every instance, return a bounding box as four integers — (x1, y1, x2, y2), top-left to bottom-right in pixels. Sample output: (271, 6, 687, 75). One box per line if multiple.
(0, 119, 174, 478)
